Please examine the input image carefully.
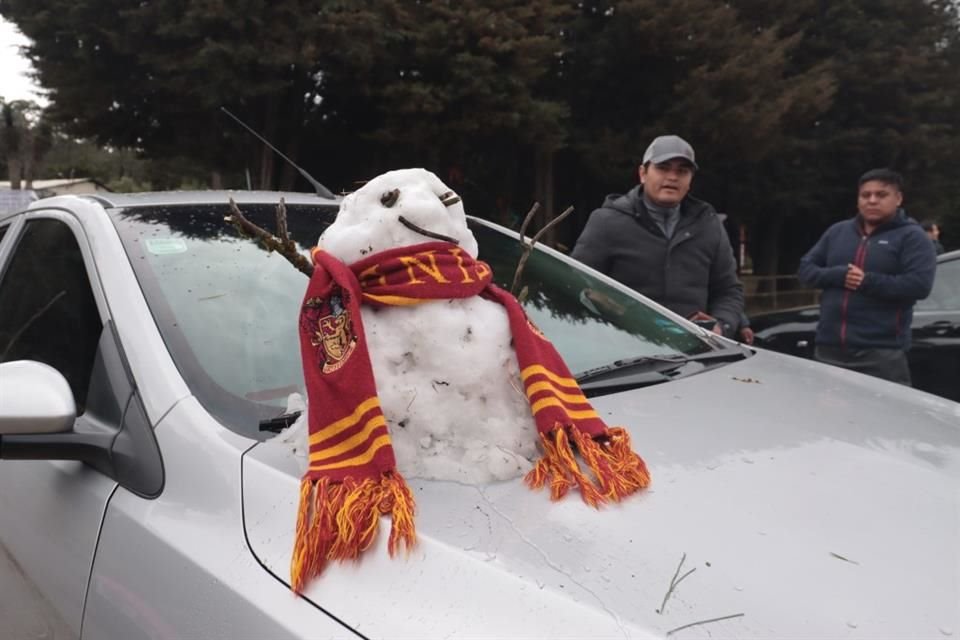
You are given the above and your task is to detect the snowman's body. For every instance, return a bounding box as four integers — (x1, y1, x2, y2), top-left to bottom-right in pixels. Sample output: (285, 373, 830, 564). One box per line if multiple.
(314, 168, 538, 482)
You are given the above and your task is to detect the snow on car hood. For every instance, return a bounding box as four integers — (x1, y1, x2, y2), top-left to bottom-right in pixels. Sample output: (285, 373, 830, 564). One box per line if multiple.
(241, 350, 960, 639)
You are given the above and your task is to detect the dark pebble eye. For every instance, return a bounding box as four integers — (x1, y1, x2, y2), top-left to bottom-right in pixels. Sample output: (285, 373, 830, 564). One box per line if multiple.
(381, 189, 400, 207)
(439, 191, 461, 207)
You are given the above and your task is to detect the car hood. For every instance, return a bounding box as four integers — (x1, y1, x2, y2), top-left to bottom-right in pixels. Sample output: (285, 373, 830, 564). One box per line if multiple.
(241, 350, 960, 639)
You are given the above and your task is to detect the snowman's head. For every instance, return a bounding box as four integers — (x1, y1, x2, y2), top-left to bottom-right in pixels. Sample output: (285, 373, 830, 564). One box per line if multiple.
(318, 168, 479, 264)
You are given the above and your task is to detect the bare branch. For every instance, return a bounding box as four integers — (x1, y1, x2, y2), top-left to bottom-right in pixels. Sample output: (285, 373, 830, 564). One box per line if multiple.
(529, 205, 574, 247)
(657, 553, 689, 615)
(509, 205, 575, 296)
(666, 613, 745, 636)
(275, 197, 290, 244)
(226, 198, 314, 277)
(518, 202, 540, 243)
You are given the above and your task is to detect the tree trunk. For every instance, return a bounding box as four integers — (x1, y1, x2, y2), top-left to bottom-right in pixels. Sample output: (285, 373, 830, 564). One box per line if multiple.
(257, 97, 279, 190)
(533, 146, 555, 243)
(279, 135, 301, 192)
(7, 157, 22, 190)
(751, 215, 783, 277)
(22, 138, 34, 188)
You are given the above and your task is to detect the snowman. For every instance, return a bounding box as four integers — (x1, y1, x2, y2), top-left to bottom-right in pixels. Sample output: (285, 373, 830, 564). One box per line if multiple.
(283, 168, 649, 592)
(311, 168, 539, 482)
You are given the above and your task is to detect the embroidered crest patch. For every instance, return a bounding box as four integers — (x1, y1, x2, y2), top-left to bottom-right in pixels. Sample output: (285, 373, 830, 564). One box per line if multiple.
(302, 290, 357, 373)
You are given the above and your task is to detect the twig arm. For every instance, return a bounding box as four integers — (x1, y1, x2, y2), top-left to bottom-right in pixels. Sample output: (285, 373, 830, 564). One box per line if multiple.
(517, 202, 540, 244)
(275, 198, 290, 244)
(529, 205, 575, 246)
(226, 198, 314, 277)
(510, 205, 575, 296)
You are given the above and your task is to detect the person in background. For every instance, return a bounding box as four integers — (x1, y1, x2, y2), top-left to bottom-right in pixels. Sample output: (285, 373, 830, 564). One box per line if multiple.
(920, 220, 945, 255)
(571, 134, 744, 338)
(737, 312, 754, 345)
(798, 168, 936, 385)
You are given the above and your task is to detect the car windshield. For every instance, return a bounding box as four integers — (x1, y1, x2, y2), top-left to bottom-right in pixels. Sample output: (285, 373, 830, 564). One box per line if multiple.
(916, 256, 959, 311)
(110, 201, 717, 439)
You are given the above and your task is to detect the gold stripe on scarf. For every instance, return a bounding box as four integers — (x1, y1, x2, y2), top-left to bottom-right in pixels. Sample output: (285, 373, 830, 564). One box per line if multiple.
(524, 380, 590, 405)
(309, 397, 381, 446)
(308, 415, 388, 463)
(530, 397, 600, 420)
(309, 434, 393, 472)
(361, 293, 430, 306)
(520, 364, 579, 389)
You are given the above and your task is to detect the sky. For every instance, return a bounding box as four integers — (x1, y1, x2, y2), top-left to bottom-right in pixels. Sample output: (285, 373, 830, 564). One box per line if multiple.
(0, 16, 46, 104)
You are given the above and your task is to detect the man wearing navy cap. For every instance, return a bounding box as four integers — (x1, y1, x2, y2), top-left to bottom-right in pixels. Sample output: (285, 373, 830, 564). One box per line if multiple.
(572, 134, 744, 337)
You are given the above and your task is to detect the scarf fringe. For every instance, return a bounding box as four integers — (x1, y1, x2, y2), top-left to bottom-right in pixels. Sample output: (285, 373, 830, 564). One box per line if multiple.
(525, 424, 651, 507)
(290, 472, 416, 593)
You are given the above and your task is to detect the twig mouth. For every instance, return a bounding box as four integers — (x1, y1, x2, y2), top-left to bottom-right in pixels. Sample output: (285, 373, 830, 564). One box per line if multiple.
(398, 215, 460, 244)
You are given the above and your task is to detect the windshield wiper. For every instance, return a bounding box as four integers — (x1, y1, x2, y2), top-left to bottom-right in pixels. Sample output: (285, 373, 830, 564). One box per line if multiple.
(258, 411, 302, 434)
(575, 354, 689, 384)
(575, 345, 751, 386)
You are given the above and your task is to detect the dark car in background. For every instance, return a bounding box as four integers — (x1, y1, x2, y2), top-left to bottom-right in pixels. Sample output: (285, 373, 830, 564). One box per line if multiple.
(751, 249, 960, 402)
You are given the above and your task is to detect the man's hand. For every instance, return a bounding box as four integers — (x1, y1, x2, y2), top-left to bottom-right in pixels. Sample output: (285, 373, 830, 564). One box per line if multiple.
(845, 264, 865, 290)
(739, 326, 755, 344)
(689, 311, 723, 335)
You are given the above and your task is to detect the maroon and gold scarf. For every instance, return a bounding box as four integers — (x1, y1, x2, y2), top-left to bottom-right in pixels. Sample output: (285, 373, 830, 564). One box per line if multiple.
(291, 241, 650, 592)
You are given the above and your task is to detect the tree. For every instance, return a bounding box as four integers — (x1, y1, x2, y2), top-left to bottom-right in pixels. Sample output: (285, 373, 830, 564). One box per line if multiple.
(725, 0, 960, 268)
(556, 1, 835, 267)
(2, 0, 573, 205)
(307, 0, 573, 220)
(0, 99, 53, 189)
(1, 0, 334, 189)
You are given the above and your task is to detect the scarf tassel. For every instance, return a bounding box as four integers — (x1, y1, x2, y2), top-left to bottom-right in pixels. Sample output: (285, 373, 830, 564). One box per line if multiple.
(525, 424, 651, 507)
(290, 472, 416, 593)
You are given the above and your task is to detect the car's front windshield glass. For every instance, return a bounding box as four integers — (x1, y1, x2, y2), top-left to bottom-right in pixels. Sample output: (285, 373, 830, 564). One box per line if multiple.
(111, 203, 715, 439)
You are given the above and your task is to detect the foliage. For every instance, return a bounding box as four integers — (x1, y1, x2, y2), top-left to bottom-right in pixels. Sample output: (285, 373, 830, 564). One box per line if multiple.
(2, 0, 959, 259)
(0, 99, 52, 187)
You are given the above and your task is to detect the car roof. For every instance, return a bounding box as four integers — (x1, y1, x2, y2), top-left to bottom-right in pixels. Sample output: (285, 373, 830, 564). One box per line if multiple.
(939, 248, 960, 262)
(38, 190, 341, 211)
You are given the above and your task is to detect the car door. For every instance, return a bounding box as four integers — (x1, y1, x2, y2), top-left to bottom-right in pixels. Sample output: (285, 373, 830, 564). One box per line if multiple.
(0, 211, 118, 638)
(909, 255, 960, 401)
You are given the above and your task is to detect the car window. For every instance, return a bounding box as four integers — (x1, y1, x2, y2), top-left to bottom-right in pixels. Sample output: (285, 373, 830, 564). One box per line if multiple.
(111, 204, 714, 439)
(916, 258, 960, 311)
(0, 218, 103, 412)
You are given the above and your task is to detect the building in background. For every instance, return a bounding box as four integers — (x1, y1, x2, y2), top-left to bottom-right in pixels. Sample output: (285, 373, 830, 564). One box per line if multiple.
(0, 188, 38, 215)
(0, 178, 109, 197)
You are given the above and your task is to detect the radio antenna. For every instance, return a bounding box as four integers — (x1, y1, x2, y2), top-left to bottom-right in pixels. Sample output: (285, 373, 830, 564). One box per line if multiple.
(220, 106, 336, 199)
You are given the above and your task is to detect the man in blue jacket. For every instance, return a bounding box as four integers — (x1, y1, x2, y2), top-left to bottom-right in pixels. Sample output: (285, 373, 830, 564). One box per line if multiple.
(798, 168, 936, 385)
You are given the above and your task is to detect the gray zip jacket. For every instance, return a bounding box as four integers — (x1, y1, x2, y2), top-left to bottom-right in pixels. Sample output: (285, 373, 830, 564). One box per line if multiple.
(571, 185, 744, 336)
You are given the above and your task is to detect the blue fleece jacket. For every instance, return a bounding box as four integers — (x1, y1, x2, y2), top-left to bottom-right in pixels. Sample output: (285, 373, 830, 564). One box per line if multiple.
(798, 209, 936, 350)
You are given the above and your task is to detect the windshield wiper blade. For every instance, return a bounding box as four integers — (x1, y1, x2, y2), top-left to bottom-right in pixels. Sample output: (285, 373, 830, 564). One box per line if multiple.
(575, 354, 689, 384)
(258, 411, 302, 433)
(575, 346, 751, 385)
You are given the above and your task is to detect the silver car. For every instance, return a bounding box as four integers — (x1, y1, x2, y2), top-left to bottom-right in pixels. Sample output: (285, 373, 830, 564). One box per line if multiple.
(1, 191, 958, 639)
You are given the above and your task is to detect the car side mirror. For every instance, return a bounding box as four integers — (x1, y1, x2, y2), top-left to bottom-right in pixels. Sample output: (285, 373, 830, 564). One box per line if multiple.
(0, 361, 76, 434)
(0, 321, 164, 498)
